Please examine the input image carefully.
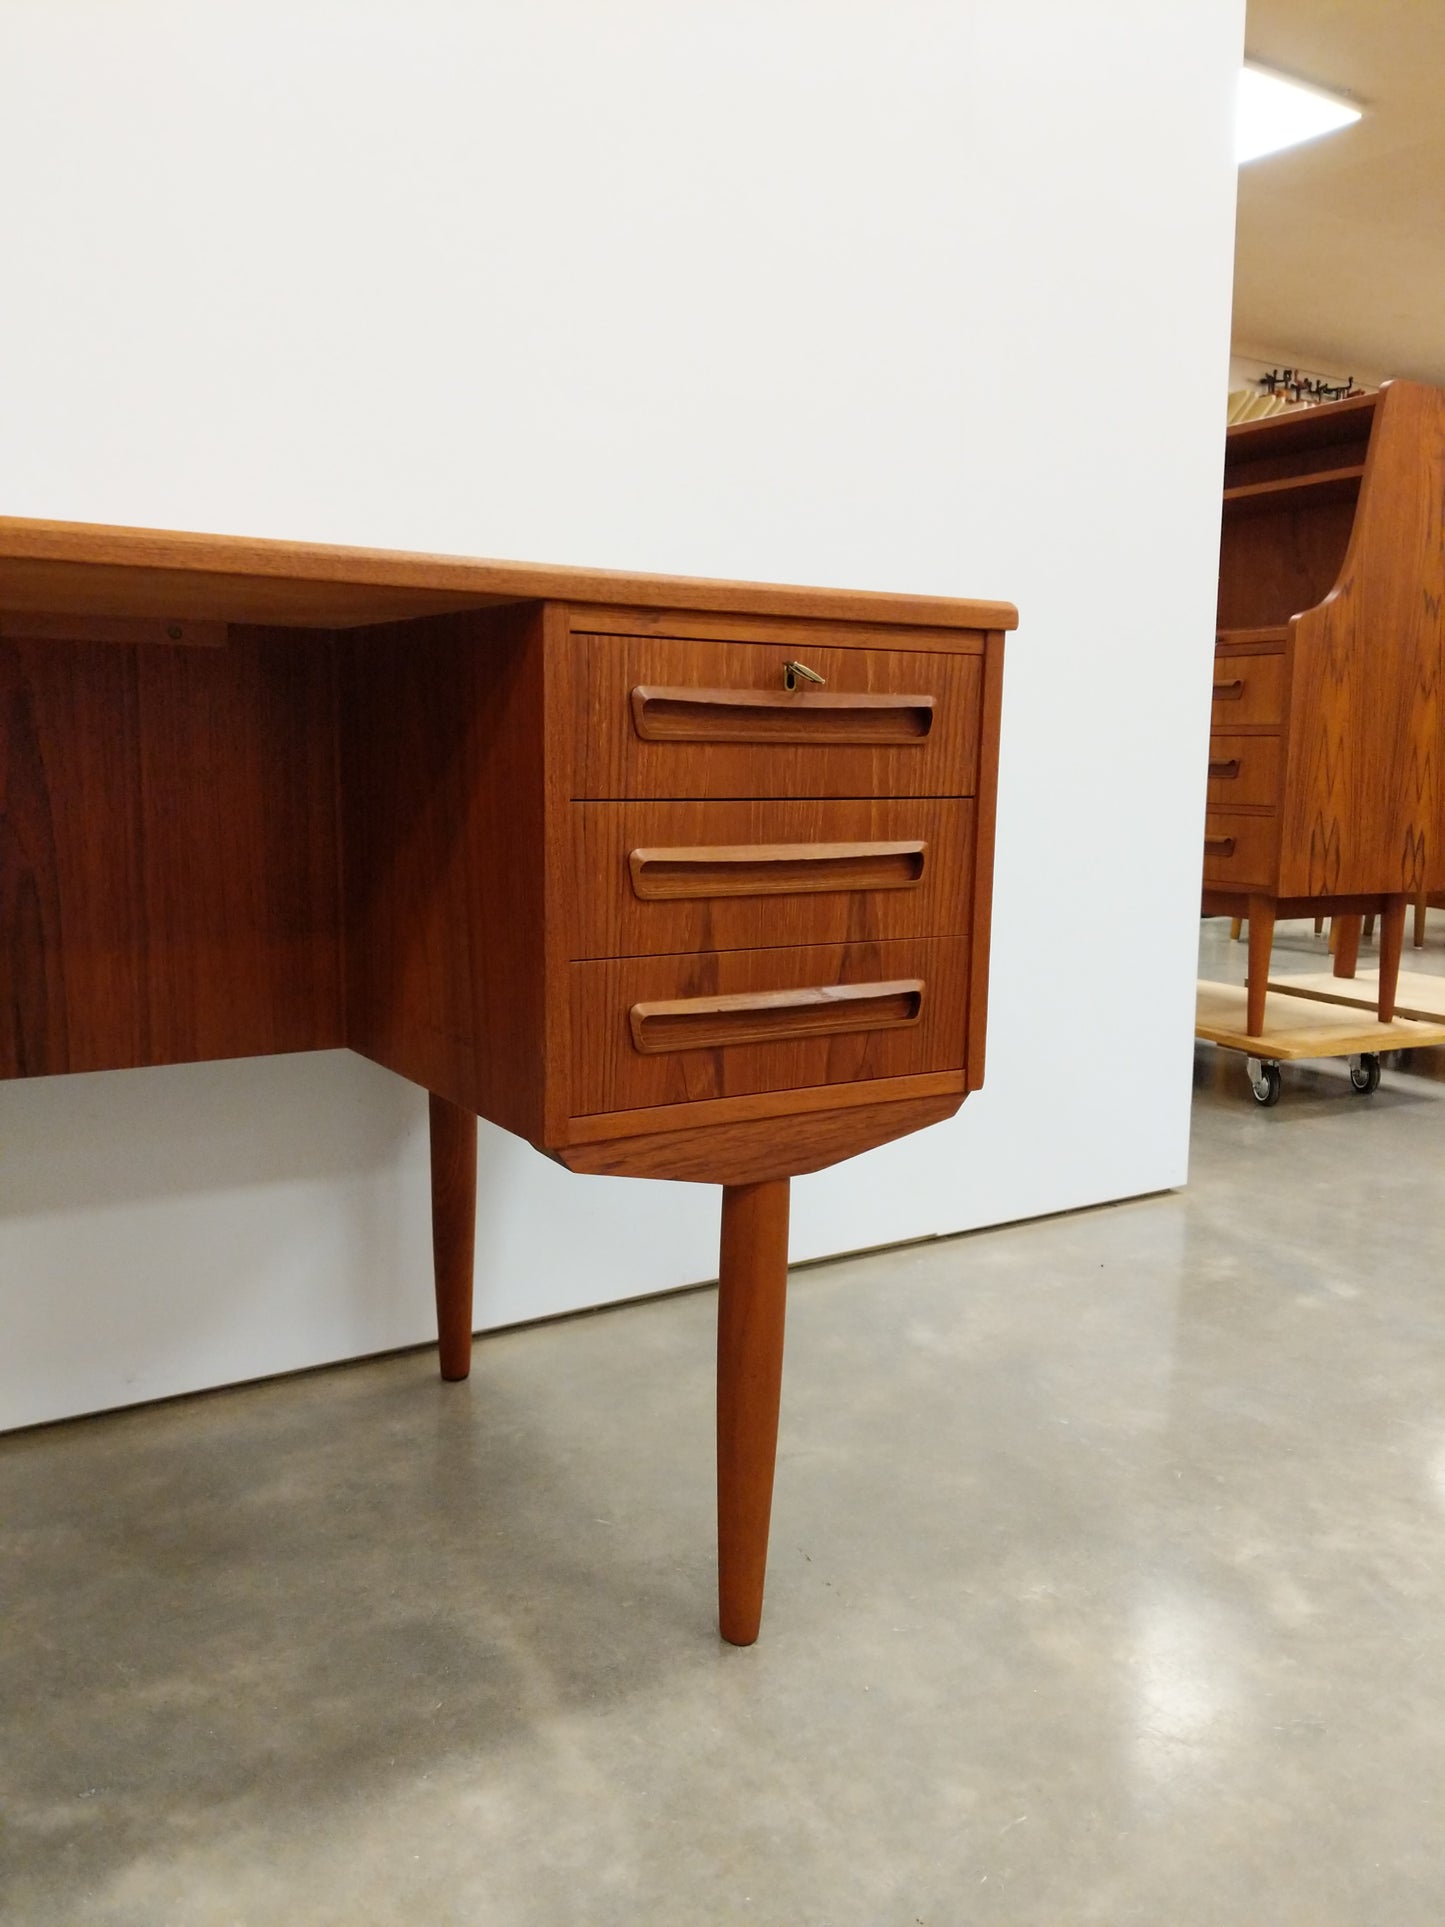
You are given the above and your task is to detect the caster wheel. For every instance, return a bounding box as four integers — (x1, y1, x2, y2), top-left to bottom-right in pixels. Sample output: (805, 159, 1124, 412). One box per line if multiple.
(1248, 1058, 1282, 1107)
(1350, 1053, 1381, 1095)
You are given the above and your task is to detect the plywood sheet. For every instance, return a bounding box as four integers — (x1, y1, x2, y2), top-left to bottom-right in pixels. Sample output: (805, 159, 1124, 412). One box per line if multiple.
(1268, 968, 1445, 1025)
(1195, 980, 1445, 1058)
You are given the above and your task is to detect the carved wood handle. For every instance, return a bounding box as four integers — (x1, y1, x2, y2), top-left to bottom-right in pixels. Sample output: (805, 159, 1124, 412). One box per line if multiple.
(631, 685, 935, 746)
(1204, 835, 1236, 857)
(629, 840, 927, 900)
(629, 979, 925, 1054)
(1208, 758, 1241, 779)
(1212, 679, 1244, 701)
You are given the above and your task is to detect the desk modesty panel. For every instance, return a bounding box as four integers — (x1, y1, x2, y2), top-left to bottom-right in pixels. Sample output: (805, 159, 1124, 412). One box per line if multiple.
(0, 517, 1016, 1645)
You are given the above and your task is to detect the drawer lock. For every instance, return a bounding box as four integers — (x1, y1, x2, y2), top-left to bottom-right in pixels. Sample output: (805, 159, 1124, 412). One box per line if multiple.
(782, 659, 827, 691)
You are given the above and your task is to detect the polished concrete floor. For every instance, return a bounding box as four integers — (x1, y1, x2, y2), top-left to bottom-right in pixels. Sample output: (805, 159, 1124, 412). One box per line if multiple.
(5, 918, 1445, 1924)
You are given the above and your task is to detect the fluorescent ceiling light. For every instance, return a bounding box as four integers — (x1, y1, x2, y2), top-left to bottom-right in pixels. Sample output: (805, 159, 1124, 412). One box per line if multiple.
(1237, 62, 1361, 164)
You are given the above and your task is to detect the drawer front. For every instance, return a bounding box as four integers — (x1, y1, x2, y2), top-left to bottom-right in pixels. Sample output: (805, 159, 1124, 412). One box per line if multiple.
(1203, 811, 1278, 889)
(570, 938, 967, 1115)
(571, 633, 983, 799)
(1212, 653, 1285, 728)
(1206, 733, 1281, 809)
(568, 798, 974, 960)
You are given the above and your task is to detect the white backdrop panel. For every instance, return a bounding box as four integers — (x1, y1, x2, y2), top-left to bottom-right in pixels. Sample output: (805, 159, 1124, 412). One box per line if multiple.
(0, 0, 1244, 1429)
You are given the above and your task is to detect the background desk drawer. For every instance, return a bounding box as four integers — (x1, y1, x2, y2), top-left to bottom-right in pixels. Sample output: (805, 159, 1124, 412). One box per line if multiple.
(571, 633, 982, 799)
(1206, 733, 1281, 808)
(1211, 653, 1285, 728)
(569, 937, 968, 1114)
(568, 798, 974, 959)
(1203, 811, 1278, 888)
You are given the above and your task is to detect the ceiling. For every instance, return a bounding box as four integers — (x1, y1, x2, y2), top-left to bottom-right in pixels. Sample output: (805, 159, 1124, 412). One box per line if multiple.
(1234, 0, 1445, 383)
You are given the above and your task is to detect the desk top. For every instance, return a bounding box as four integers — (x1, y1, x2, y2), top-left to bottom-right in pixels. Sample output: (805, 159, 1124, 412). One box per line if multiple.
(0, 516, 1018, 634)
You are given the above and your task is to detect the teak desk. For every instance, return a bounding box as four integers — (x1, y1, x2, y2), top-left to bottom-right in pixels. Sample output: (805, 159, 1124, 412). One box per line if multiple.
(0, 517, 1014, 1644)
(1203, 380, 1445, 1030)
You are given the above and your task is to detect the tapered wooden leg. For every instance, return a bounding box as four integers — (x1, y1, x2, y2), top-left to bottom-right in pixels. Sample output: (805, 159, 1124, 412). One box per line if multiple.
(1333, 913, 1363, 980)
(1363, 912, 1377, 942)
(1229, 917, 1243, 942)
(429, 1093, 477, 1382)
(1314, 914, 1325, 935)
(716, 1178, 790, 1647)
(1415, 888, 1429, 948)
(1246, 895, 1275, 1038)
(1377, 894, 1406, 1023)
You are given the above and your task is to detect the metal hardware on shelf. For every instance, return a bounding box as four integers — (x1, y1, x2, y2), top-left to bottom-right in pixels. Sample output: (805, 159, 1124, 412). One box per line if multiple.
(781, 660, 826, 691)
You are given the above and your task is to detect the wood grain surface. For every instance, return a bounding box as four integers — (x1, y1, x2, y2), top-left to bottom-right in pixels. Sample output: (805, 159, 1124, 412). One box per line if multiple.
(1206, 734, 1281, 809)
(571, 632, 982, 801)
(631, 840, 927, 898)
(1195, 977, 1445, 1058)
(964, 631, 1005, 1092)
(429, 1094, 478, 1381)
(553, 1088, 964, 1183)
(1221, 467, 1363, 516)
(1, 629, 341, 1077)
(0, 611, 225, 649)
(1276, 381, 1445, 897)
(1215, 502, 1357, 634)
(560, 1067, 966, 1144)
(1246, 894, 1276, 1037)
(568, 797, 973, 959)
(1268, 966, 1445, 1024)
(1211, 652, 1285, 729)
(0, 516, 1018, 634)
(1221, 391, 1376, 479)
(1213, 628, 1291, 652)
(340, 606, 556, 1138)
(1201, 811, 1280, 891)
(1205, 383, 1445, 938)
(569, 937, 967, 1115)
(716, 1178, 791, 1646)
(629, 978, 925, 1054)
(1377, 894, 1407, 1022)
(630, 684, 935, 746)
(563, 604, 993, 655)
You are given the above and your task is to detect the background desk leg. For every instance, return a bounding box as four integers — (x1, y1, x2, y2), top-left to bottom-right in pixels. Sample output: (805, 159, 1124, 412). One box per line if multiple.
(1246, 895, 1275, 1037)
(429, 1094, 477, 1382)
(1378, 894, 1406, 1022)
(716, 1177, 791, 1647)
(1333, 912, 1363, 980)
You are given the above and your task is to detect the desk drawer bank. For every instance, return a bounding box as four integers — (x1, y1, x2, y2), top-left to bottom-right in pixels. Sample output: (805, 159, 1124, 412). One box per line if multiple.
(0, 518, 1015, 1644)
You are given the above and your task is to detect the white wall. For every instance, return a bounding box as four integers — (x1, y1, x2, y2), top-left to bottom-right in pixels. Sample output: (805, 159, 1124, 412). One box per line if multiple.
(0, 0, 1245, 1431)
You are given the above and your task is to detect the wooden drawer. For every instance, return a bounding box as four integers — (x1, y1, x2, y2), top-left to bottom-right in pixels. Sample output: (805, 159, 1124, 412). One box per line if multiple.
(1203, 811, 1278, 889)
(568, 798, 974, 960)
(1206, 733, 1281, 809)
(1212, 652, 1285, 728)
(571, 633, 983, 799)
(569, 937, 967, 1115)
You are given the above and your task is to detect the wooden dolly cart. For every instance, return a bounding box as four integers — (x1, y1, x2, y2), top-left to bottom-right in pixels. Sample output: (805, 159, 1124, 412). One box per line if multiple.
(1196, 979, 1445, 1107)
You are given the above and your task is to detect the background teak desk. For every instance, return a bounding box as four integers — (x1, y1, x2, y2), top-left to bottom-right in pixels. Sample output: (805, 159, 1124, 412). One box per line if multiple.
(0, 517, 1015, 1645)
(1203, 380, 1445, 1030)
